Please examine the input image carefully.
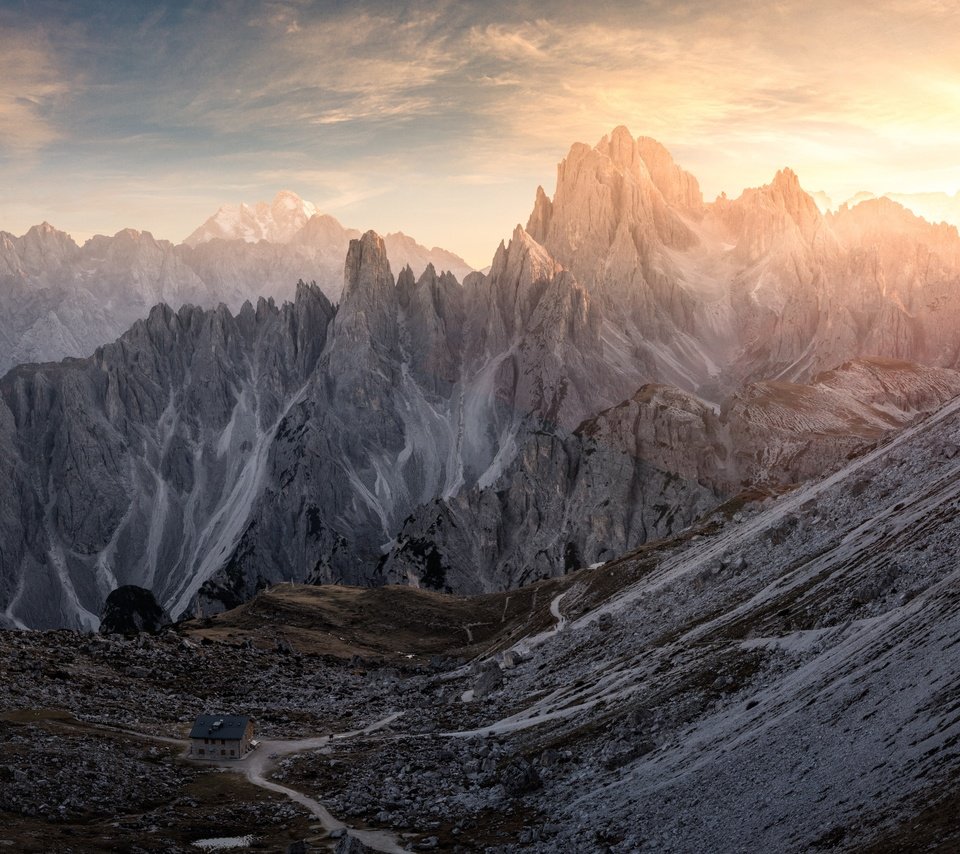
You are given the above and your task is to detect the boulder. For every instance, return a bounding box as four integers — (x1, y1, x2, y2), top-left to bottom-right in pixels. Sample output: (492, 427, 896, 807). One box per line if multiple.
(99, 586, 172, 636)
(473, 662, 504, 699)
(500, 758, 542, 797)
(335, 835, 378, 853)
(501, 649, 525, 668)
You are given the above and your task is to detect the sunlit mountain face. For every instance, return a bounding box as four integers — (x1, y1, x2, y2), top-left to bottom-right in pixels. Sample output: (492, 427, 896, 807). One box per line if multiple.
(7, 121, 960, 629)
(6, 2, 960, 853)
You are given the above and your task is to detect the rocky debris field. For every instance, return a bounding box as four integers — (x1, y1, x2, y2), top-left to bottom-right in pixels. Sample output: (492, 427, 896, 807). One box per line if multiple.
(0, 627, 425, 740)
(0, 707, 313, 852)
(6, 399, 960, 850)
(0, 626, 449, 852)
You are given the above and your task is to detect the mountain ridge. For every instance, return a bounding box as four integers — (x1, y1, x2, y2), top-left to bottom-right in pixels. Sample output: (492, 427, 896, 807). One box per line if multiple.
(6, 128, 960, 630)
(0, 198, 473, 375)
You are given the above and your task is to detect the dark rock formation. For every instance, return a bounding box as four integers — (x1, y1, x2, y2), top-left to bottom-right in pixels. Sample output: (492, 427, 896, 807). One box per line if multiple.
(99, 585, 172, 635)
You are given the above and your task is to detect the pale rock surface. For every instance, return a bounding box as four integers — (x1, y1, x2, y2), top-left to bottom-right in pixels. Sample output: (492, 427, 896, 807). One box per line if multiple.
(184, 190, 319, 245)
(383, 359, 960, 591)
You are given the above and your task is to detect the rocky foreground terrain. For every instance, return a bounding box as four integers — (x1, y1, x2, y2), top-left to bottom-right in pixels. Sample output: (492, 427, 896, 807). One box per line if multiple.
(5, 386, 960, 851)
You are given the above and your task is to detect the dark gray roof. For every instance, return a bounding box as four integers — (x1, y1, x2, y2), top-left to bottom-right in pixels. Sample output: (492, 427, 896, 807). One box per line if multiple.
(189, 714, 251, 740)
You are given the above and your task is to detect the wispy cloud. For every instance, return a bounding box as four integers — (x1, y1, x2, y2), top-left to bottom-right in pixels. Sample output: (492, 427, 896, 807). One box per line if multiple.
(2, 0, 960, 264)
(174, 6, 466, 133)
(0, 27, 72, 154)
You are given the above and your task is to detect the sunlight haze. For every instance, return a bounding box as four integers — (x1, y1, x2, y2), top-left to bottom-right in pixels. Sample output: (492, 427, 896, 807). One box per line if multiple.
(3, 0, 960, 267)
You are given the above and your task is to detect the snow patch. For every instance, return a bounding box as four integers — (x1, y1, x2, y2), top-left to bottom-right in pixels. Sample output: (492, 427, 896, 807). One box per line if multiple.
(191, 837, 256, 851)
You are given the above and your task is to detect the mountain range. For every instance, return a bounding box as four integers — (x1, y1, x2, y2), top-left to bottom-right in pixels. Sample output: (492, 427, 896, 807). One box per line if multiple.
(0, 195, 473, 375)
(5, 126, 960, 630)
(816, 187, 960, 232)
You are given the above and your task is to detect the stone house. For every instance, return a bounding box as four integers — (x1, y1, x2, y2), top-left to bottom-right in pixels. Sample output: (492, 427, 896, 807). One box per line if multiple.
(188, 714, 255, 759)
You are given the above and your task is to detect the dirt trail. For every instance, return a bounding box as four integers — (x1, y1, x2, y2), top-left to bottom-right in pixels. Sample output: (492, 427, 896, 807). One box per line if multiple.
(121, 712, 408, 853)
(509, 591, 568, 657)
(237, 713, 406, 852)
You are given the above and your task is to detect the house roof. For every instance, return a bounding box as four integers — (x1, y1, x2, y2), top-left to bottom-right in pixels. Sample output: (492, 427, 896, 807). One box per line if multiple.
(189, 714, 251, 740)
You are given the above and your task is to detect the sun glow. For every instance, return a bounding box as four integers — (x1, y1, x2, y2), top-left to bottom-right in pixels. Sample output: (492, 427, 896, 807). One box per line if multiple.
(1, 1, 960, 266)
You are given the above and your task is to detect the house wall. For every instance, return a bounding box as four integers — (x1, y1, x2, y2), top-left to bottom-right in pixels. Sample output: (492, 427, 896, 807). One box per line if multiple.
(190, 737, 245, 758)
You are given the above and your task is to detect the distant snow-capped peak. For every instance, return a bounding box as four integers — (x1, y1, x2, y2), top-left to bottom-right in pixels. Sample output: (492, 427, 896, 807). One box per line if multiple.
(184, 190, 318, 246)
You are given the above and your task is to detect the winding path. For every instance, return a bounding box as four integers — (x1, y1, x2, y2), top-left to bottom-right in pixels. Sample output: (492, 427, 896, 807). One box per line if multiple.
(103, 592, 577, 850)
(508, 591, 568, 658)
(236, 713, 406, 853)
(121, 712, 410, 853)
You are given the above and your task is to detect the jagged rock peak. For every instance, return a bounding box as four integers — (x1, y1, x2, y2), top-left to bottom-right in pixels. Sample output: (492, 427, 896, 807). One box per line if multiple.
(772, 166, 800, 189)
(331, 230, 399, 356)
(636, 136, 704, 211)
(291, 212, 359, 247)
(294, 278, 334, 313)
(184, 190, 318, 246)
(597, 124, 645, 175)
(342, 230, 395, 301)
(528, 127, 701, 285)
(17, 222, 80, 266)
(836, 195, 955, 234)
(21, 221, 77, 248)
(526, 186, 553, 243)
(396, 263, 417, 308)
(763, 168, 820, 220)
(109, 227, 171, 249)
(489, 225, 560, 289)
(828, 197, 960, 264)
(758, 168, 822, 230)
(708, 164, 827, 262)
(419, 261, 438, 283)
(396, 263, 417, 286)
(27, 221, 64, 238)
(595, 125, 703, 211)
(271, 189, 312, 210)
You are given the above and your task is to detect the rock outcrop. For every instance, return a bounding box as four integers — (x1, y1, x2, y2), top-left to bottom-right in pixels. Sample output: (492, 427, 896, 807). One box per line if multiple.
(528, 127, 960, 396)
(98, 585, 172, 635)
(382, 359, 960, 591)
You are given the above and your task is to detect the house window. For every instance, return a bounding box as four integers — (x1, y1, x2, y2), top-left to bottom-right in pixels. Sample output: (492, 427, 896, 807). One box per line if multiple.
(230, 749, 235, 756)
(199, 748, 205, 756)
(221, 749, 226, 756)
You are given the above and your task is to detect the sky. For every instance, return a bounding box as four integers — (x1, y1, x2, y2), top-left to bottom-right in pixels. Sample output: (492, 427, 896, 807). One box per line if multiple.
(2, 0, 960, 268)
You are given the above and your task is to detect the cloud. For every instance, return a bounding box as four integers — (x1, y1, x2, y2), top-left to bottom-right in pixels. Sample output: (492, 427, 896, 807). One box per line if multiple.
(170, 6, 468, 134)
(0, 28, 71, 153)
(468, 22, 548, 59)
(427, 2, 960, 198)
(3, 0, 960, 261)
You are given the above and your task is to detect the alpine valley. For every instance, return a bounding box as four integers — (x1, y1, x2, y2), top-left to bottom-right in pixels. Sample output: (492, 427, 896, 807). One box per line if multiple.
(6, 126, 960, 851)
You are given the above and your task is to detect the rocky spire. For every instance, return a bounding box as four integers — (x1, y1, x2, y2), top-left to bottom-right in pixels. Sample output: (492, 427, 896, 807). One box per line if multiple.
(332, 230, 398, 358)
(400, 262, 465, 395)
(529, 127, 699, 296)
(636, 136, 703, 212)
(526, 186, 554, 244)
(395, 263, 417, 309)
(712, 167, 827, 262)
